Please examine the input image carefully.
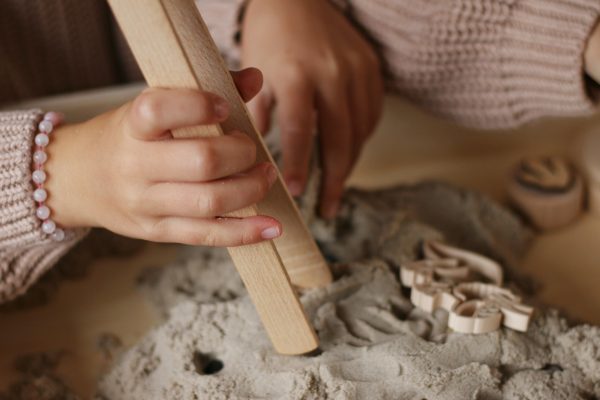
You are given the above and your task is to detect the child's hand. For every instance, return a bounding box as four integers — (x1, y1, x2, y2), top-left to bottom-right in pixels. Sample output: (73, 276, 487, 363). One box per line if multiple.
(46, 68, 283, 247)
(242, 0, 384, 219)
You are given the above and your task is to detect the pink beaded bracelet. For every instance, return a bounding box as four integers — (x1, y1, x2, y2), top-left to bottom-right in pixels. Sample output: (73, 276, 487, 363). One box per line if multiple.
(32, 111, 66, 242)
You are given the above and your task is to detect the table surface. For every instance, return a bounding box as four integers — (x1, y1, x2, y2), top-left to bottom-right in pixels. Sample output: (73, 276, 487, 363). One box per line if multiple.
(2, 85, 600, 396)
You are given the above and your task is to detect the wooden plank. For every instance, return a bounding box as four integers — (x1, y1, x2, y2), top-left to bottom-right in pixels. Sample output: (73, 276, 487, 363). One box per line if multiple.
(108, 0, 323, 355)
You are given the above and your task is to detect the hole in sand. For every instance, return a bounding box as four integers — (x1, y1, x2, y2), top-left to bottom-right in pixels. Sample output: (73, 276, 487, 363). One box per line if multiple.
(541, 363, 563, 373)
(193, 352, 224, 375)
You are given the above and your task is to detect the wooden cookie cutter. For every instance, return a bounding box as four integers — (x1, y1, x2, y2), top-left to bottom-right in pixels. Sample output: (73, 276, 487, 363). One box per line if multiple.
(108, 0, 332, 355)
(400, 240, 503, 288)
(449, 282, 534, 334)
(508, 156, 584, 231)
(401, 241, 532, 333)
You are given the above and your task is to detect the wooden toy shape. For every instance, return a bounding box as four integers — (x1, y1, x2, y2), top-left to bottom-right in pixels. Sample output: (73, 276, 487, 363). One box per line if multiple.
(410, 280, 459, 313)
(402, 241, 533, 334)
(508, 156, 584, 231)
(448, 282, 534, 334)
(400, 240, 503, 288)
(108, 0, 333, 355)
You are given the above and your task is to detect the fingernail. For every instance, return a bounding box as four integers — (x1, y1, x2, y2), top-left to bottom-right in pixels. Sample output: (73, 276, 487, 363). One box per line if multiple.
(265, 164, 278, 186)
(287, 180, 304, 197)
(213, 96, 229, 119)
(261, 226, 281, 240)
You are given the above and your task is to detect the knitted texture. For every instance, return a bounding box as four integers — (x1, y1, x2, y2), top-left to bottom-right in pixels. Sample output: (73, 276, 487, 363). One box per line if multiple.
(0, 110, 88, 302)
(1, 0, 600, 301)
(348, 0, 600, 128)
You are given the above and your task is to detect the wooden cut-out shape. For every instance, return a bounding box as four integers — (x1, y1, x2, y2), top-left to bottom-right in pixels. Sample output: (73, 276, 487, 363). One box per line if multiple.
(411, 281, 459, 313)
(108, 0, 331, 355)
(401, 241, 533, 334)
(400, 258, 469, 288)
(400, 240, 503, 288)
(449, 282, 534, 334)
(508, 156, 584, 231)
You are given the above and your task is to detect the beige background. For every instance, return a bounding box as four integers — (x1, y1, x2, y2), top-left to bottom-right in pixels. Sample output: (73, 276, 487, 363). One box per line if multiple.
(1, 85, 599, 396)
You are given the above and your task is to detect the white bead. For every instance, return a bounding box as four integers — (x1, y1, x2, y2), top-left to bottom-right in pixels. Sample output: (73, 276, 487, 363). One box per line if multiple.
(32, 170, 47, 184)
(36, 205, 50, 220)
(33, 188, 47, 202)
(42, 220, 56, 234)
(35, 133, 50, 147)
(38, 120, 53, 134)
(51, 228, 65, 242)
(33, 150, 47, 164)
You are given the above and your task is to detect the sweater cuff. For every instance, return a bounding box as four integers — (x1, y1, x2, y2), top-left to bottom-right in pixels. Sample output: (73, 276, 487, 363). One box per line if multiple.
(503, 0, 600, 126)
(0, 110, 88, 303)
(195, 0, 247, 68)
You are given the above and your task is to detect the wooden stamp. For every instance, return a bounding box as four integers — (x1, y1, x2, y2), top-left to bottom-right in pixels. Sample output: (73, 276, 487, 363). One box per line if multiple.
(507, 156, 584, 231)
(108, 0, 332, 355)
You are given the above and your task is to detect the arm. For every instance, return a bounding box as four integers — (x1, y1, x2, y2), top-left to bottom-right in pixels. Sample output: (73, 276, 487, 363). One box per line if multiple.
(348, 0, 600, 129)
(0, 110, 88, 303)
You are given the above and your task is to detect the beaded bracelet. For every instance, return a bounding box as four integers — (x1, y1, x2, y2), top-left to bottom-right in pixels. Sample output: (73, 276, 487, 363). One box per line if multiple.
(32, 112, 66, 242)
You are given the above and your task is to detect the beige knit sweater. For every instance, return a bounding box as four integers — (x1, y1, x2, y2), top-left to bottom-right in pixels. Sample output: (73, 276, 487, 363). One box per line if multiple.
(1, 0, 599, 302)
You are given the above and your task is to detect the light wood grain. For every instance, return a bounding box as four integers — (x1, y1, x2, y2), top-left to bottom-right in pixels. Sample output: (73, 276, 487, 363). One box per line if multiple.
(107, 0, 323, 355)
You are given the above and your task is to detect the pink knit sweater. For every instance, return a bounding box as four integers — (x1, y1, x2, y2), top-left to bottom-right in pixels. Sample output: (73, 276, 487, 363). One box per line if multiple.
(1, 0, 599, 302)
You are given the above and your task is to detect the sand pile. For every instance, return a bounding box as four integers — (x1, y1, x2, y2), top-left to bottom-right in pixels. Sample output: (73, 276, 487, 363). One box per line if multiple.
(97, 182, 599, 399)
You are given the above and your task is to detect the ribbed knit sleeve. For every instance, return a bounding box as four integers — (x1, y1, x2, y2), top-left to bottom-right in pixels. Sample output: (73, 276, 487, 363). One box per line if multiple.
(350, 0, 600, 129)
(0, 110, 88, 303)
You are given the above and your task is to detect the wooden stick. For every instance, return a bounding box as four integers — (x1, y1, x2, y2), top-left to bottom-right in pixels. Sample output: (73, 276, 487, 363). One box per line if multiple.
(108, 0, 327, 354)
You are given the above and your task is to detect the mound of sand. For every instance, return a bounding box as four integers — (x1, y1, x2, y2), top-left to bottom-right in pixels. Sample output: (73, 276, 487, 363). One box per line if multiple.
(97, 182, 599, 400)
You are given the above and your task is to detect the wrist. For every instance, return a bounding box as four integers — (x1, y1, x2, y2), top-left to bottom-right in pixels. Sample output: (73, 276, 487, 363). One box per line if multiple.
(585, 18, 600, 84)
(44, 122, 96, 228)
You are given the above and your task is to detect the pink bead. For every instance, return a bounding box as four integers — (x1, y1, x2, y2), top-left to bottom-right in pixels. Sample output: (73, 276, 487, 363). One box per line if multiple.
(42, 220, 56, 234)
(35, 133, 49, 147)
(36, 205, 50, 220)
(38, 120, 53, 134)
(33, 150, 47, 164)
(32, 170, 46, 184)
(33, 188, 47, 202)
(43, 112, 63, 126)
(51, 228, 65, 242)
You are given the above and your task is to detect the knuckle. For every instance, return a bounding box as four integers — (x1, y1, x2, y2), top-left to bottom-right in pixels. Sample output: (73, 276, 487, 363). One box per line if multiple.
(191, 92, 213, 118)
(240, 230, 257, 246)
(323, 56, 346, 80)
(253, 176, 270, 201)
(281, 62, 310, 85)
(133, 92, 163, 128)
(233, 132, 257, 164)
(280, 121, 308, 138)
(194, 143, 219, 178)
(197, 231, 218, 247)
(145, 218, 168, 242)
(198, 192, 223, 216)
(122, 186, 144, 214)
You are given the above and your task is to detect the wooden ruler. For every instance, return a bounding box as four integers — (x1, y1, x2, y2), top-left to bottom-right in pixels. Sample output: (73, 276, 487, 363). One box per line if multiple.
(108, 0, 331, 354)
